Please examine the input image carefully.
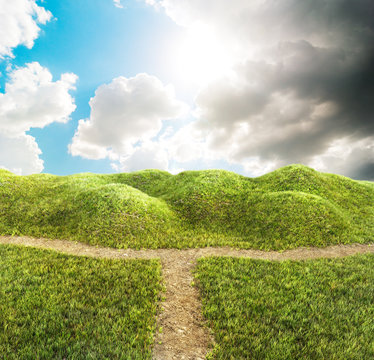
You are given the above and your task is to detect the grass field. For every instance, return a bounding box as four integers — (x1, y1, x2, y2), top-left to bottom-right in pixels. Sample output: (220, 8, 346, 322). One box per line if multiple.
(195, 254, 374, 359)
(0, 164, 373, 249)
(0, 244, 162, 359)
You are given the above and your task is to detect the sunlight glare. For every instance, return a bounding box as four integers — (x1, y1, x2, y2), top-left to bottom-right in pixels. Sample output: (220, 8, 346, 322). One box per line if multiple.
(174, 23, 234, 86)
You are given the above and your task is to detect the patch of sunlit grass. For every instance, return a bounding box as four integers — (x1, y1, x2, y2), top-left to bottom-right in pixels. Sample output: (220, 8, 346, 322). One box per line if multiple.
(0, 244, 162, 359)
(195, 254, 374, 359)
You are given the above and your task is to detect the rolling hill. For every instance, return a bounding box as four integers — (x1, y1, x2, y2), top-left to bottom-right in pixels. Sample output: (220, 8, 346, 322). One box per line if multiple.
(0, 164, 373, 250)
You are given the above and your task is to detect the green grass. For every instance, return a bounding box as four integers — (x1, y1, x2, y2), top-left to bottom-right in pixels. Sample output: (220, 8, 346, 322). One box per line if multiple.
(0, 164, 373, 249)
(195, 254, 374, 359)
(0, 244, 162, 359)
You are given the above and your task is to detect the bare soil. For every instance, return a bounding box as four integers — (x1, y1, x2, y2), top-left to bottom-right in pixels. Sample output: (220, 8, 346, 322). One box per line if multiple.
(1, 235, 373, 360)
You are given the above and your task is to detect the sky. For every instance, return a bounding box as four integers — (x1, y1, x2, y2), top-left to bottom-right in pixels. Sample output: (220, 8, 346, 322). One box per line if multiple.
(0, 0, 373, 180)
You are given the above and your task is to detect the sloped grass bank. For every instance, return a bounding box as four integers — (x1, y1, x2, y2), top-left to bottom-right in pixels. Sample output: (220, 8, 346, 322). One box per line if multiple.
(0, 164, 373, 249)
(0, 171, 180, 249)
(0, 244, 162, 359)
(195, 254, 374, 359)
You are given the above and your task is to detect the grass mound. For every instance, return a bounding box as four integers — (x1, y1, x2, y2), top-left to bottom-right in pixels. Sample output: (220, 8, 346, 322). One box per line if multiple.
(0, 165, 373, 249)
(195, 254, 374, 359)
(0, 244, 162, 359)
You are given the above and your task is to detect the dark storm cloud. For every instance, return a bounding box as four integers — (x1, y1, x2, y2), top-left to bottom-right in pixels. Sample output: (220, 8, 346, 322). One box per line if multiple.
(354, 162, 374, 181)
(275, 42, 374, 132)
(191, 0, 374, 178)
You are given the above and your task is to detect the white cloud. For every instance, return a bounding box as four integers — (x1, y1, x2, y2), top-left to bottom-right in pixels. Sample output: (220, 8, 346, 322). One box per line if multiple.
(0, 133, 43, 175)
(113, 0, 123, 9)
(0, 0, 52, 58)
(309, 136, 374, 181)
(69, 73, 187, 161)
(241, 157, 278, 177)
(159, 123, 207, 163)
(0, 62, 77, 137)
(119, 141, 169, 172)
(0, 63, 77, 175)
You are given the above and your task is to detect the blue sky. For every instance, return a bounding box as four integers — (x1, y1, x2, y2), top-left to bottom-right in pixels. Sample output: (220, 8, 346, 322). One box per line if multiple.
(0, 0, 373, 179)
(1, 0, 188, 174)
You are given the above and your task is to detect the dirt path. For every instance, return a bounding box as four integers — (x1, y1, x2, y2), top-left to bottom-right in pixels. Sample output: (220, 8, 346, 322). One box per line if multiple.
(152, 251, 212, 360)
(1, 236, 373, 360)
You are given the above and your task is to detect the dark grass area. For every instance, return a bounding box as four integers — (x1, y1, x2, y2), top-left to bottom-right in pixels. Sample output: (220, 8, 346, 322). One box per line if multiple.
(0, 244, 162, 359)
(195, 254, 374, 359)
(0, 164, 373, 249)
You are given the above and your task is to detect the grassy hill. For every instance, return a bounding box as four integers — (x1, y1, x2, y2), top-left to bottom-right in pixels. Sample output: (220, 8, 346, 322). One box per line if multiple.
(0, 164, 373, 250)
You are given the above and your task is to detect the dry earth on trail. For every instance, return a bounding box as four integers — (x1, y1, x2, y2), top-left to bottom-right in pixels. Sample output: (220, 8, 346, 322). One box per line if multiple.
(1, 235, 373, 360)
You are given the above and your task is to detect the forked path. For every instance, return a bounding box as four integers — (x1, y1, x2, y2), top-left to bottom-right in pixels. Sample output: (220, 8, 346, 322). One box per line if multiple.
(1, 236, 374, 360)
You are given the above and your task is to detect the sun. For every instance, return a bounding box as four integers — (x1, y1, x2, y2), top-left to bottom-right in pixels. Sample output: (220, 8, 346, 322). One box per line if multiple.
(174, 23, 234, 86)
